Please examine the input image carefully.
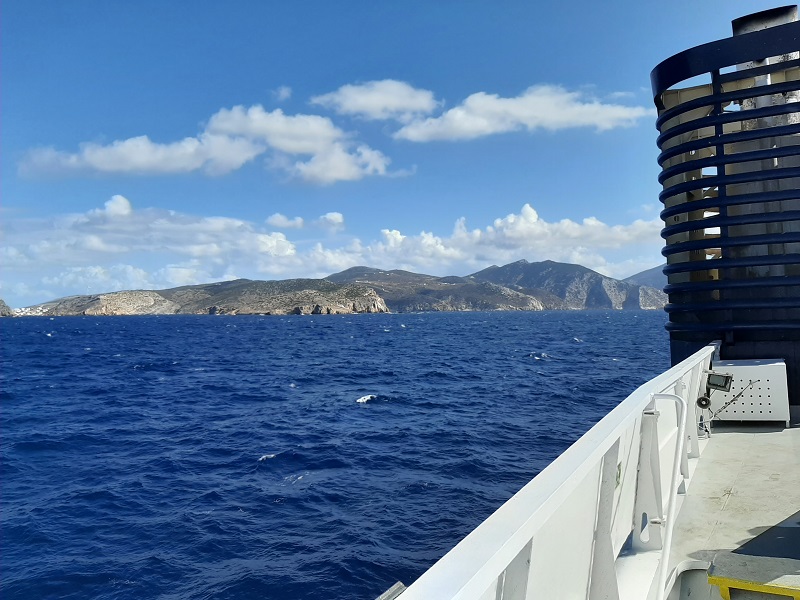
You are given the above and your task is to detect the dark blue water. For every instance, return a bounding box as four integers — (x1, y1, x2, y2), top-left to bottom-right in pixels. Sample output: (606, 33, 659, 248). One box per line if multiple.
(1, 311, 669, 599)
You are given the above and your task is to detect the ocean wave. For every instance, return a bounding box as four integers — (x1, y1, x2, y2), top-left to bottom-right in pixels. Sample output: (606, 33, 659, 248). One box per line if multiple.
(0, 311, 669, 600)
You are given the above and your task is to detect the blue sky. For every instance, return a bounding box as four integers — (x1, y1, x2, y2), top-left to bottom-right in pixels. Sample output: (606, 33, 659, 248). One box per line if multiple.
(2, 1, 785, 307)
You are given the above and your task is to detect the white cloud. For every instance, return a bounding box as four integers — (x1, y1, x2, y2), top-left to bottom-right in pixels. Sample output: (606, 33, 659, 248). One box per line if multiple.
(311, 79, 439, 122)
(4, 195, 298, 275)
(291, 144, 389, 184)
(207, 105, 392, 184)
(102, 194, 133, 217)
(1, 245, 31, 267)
(42, 264, 154, 294)
(207, 106, 343, 155)
(395, 85, 654, 142)
(21, 105, 390, 184)
(315, 212, 345, 233)
(22, 134, 265, 176)
(273, 85, 292, 102)
(267, 213, 305, 229)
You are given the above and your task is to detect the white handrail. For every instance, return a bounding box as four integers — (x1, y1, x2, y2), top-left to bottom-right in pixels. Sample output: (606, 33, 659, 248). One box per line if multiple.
(651, 392, 688, 600)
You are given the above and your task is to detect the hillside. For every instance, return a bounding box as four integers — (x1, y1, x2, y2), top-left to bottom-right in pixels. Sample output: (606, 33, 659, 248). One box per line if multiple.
(468, 259, 665, 310)
(327, 267, 545, 312)
(15, 279, 389, 317)
(328, 260, 666, 312)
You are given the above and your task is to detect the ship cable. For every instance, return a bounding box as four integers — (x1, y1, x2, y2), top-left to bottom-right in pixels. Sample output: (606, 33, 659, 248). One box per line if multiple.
(709, 379, 760, 421)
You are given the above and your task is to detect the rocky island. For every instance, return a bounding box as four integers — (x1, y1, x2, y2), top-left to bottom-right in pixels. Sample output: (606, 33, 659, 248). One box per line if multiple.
(5, 260, 666, 317)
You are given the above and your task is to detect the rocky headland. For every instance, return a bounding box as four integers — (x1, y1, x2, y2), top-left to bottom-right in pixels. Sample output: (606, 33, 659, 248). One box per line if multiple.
(17, 280, 389, 317)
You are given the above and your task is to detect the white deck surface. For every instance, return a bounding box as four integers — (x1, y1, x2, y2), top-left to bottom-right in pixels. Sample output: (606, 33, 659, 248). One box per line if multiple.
(668, 424, 800, 572)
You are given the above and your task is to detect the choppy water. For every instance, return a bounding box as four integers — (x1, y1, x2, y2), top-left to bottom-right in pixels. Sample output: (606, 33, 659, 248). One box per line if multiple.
(1, 311, 669, 599)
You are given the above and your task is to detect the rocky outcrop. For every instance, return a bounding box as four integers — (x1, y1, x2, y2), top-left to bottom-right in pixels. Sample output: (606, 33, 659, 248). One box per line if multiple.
(19, 280, 389, 317)
(638, 285, 669, 310)
(195, 284, 389, 315)
(43, 291, 181, 316)
(0, 299, 12, 317)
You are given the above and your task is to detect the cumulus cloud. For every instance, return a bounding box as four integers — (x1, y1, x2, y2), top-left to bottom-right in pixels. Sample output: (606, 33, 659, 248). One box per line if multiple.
(23, 134, 265, 177)
(267, 213, 304, 229)
(315, 212, 345, 233)
(394, 85, 654, 141)
(1, 196, 663, 307)
(19, 82, 653, 184)
(3, 195, 297, 277)
(103, 194, 133, 217)
(311, 79, 439, 122)
(21, 105, 390, 184)
(88, 194, 133, 218)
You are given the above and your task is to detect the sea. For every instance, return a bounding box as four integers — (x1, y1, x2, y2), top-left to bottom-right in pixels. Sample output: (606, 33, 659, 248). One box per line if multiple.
(1, 310, 670, 600)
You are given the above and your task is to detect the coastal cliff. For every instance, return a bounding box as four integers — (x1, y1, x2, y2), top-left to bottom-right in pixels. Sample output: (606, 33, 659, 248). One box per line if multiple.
(468, 260, 666, 310)
(327, 260, 666, 312)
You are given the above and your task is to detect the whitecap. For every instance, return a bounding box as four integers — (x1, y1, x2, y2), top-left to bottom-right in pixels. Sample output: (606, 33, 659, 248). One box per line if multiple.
(258, 454, 276, 461)
(356, 394, 377, 403)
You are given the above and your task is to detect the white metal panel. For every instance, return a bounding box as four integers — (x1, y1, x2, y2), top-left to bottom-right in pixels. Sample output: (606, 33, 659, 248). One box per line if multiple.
(499, 540, 532, 600)
(588, 443, 622, 600)
(527, 462, 601, 599)
(709, 360, 790, 425)
(611, 418, 641, 556)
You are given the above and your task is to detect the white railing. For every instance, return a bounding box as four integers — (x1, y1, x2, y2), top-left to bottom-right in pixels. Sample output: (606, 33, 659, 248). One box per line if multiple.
(398, 345, 715, 600)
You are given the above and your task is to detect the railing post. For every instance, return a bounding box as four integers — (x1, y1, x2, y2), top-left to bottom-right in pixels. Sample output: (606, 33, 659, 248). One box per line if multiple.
(632, 406, 664, 552)
(588, 440, 621, 600)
